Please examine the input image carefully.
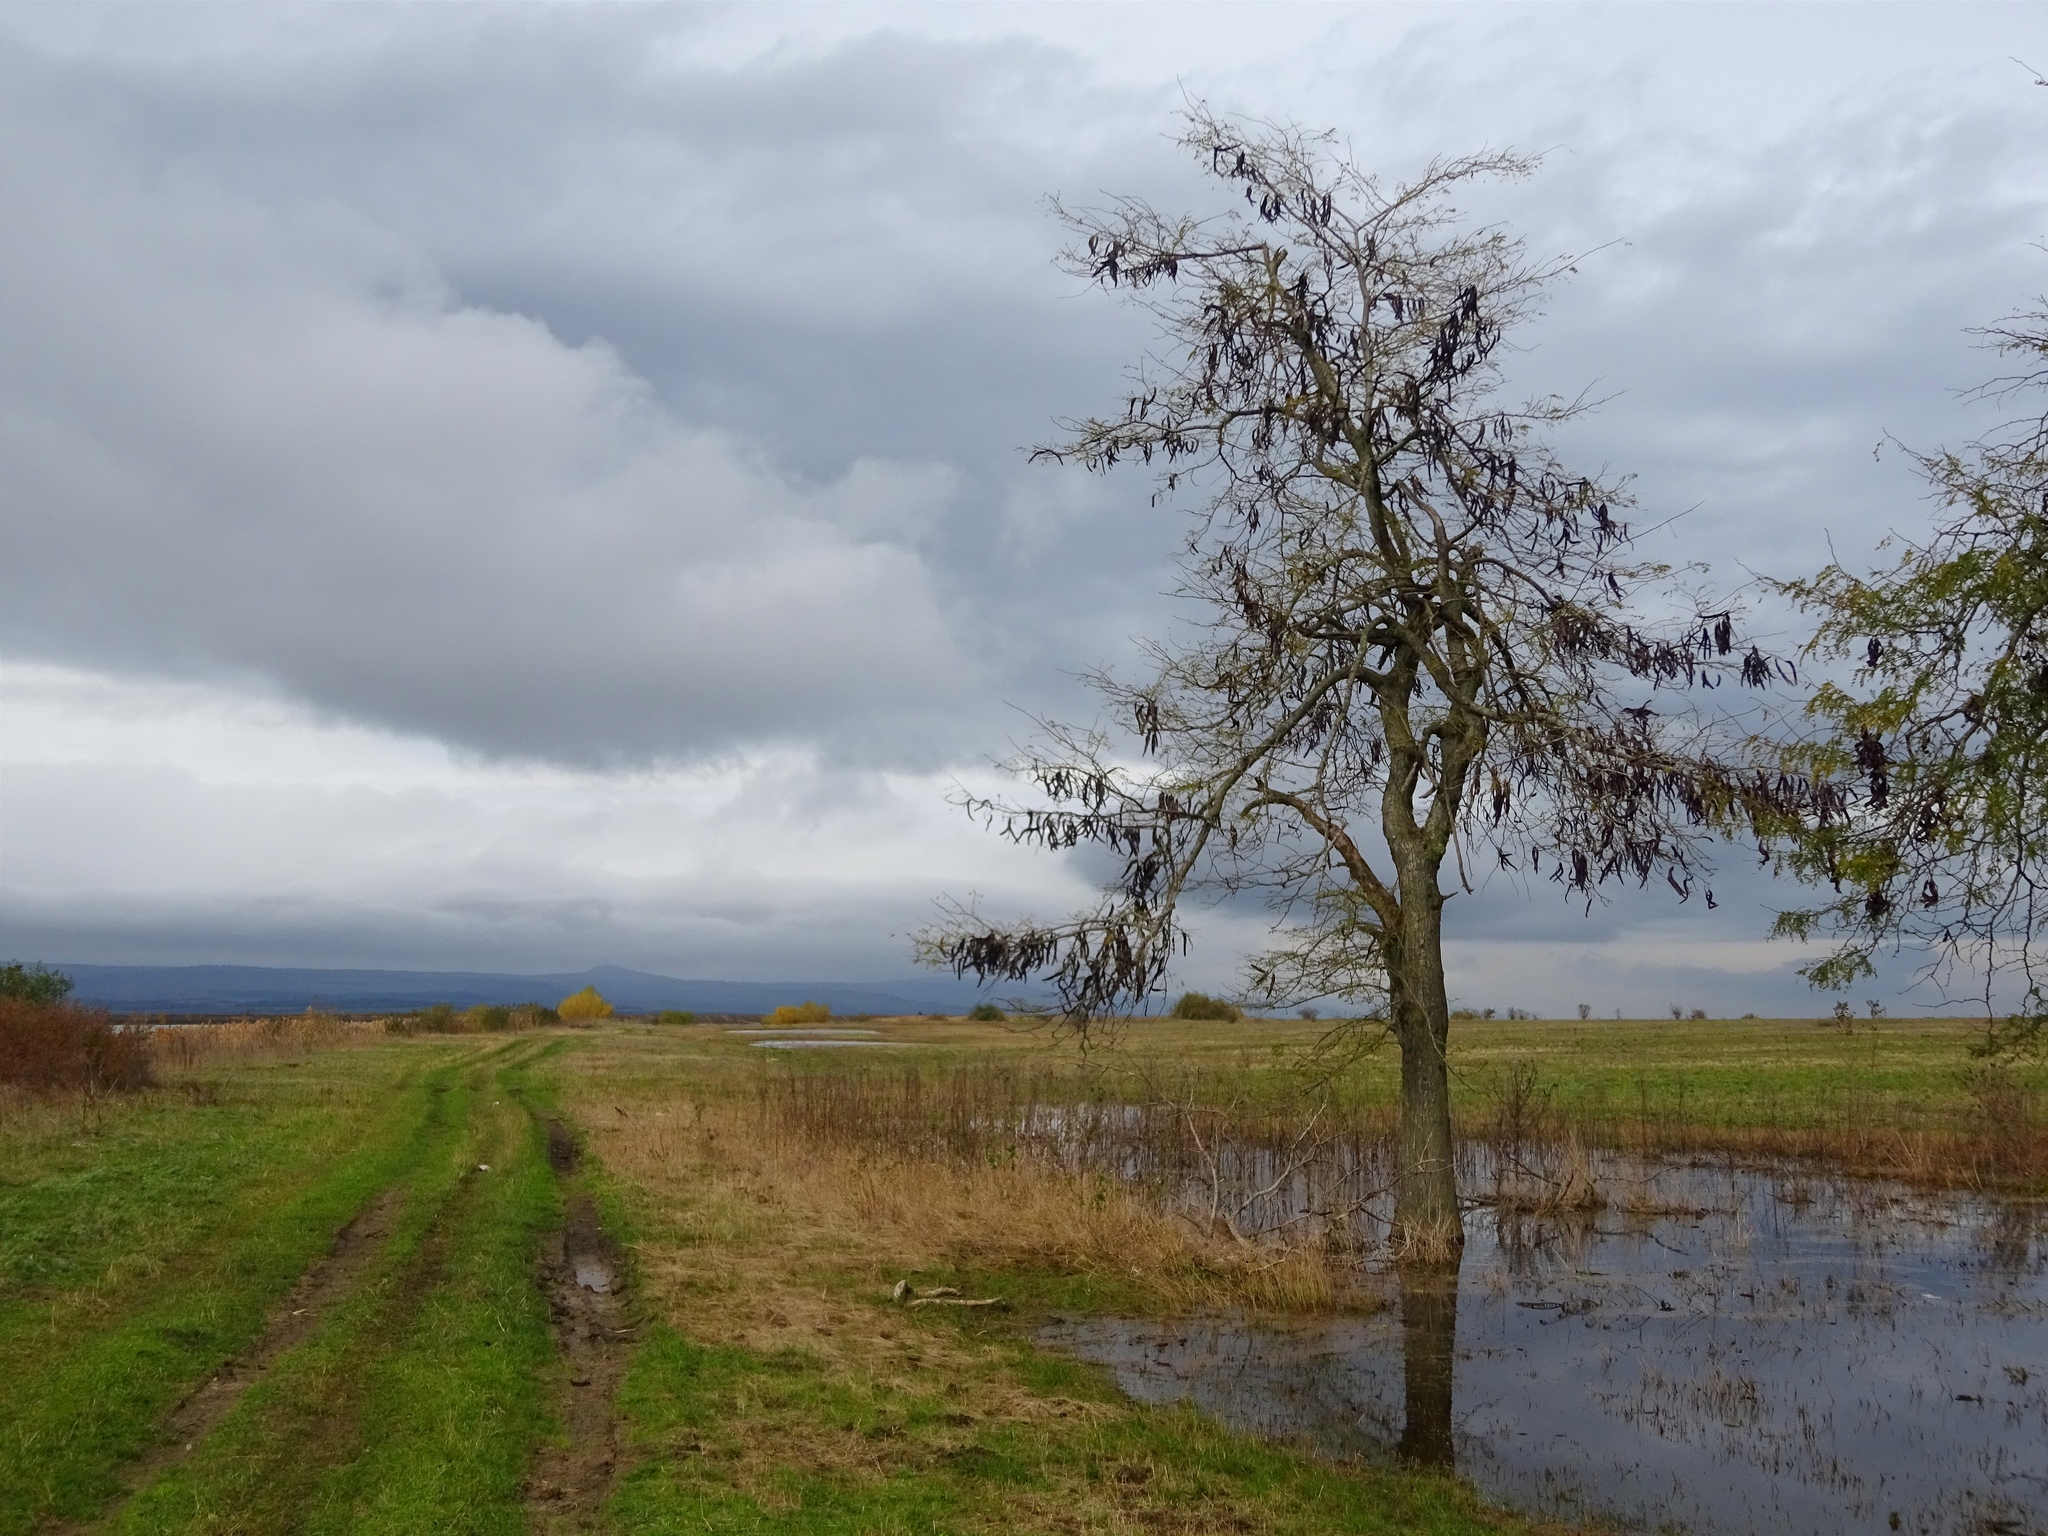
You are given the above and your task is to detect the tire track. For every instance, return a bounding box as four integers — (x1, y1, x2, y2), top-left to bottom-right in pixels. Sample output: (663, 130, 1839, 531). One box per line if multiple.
(526, 1120, 634, 1534)
(67, 1041, 528, 1532)
(48, 1184, 406, 1534)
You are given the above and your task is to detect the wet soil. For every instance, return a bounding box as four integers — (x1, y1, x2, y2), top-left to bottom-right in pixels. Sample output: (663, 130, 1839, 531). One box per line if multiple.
(527, 1122, 633, 1534)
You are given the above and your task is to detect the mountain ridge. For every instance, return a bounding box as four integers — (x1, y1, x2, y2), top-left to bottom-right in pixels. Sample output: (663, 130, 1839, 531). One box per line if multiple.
(49, 962, 1016, 1017)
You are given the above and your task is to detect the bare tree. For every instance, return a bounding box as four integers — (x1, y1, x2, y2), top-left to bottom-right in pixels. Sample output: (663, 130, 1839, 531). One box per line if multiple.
(921, 112, 1791, 1251)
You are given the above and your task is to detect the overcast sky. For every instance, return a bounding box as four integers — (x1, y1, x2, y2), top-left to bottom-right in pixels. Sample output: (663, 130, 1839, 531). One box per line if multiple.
(3, 2, 2044, 1014)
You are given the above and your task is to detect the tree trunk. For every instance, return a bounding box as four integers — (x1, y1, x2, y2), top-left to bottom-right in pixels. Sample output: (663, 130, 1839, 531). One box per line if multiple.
(1388, 892, 1462, 1258)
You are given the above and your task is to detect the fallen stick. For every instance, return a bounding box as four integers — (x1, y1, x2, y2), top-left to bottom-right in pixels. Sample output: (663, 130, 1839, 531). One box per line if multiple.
(890, 1280, 965, 1303)
(906, 1296, 1005, 1309)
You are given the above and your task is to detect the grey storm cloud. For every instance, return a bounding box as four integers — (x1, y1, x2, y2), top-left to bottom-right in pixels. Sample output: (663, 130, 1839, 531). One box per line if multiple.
(6, 12, 2042, 768)
(0, 16, 1203, 766)
(2, 4, 2045, 988)
(1, 58, 996, 763)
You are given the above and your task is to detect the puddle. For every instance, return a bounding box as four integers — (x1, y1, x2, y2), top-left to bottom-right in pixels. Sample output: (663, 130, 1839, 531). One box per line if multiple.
(1044, 1156, 2048, 1536)
(750, 1039, 906, 1049)
(532, 1189, 629, 1530)
(732, 1028, 885, 1037)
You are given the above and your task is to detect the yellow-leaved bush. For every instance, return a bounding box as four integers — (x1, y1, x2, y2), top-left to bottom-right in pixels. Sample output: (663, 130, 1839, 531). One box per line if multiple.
(765, 1000, 831, 1025)
(558, 986, 614, 1021)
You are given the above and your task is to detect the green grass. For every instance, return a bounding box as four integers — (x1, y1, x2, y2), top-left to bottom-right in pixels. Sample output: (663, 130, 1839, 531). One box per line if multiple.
(604, 1318, 1523, 1535)
(1430, 1013, 2020, 1134)
(0, 1039, 486, 1532)
(783, 1010, 2039, 1146)
(105, 1039, 562, 1536)
(6, 1013, 2022, 1535)
(0, 1034, 578, 1535)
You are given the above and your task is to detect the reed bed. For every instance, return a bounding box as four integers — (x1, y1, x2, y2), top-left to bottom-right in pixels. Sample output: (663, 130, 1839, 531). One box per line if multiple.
(1471, 1056, 2048, 1193)
(146, 1013, 391, 1070)
(749, 1049, 2048, 1276)
(0, 999, 154, 1097)
(584, 1068, 1375, 1321)
(756, 1061, 1407, 1249)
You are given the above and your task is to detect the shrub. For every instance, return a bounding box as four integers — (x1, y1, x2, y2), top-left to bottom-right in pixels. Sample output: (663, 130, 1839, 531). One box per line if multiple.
(558, 987, 614, 1021)
(1, 962, 75, 1005)
(0, 998, 154, 1095)
(657, 1009, 697, 1025)
(416, 1002, 461, 1033)
(765, 1001, 831, 1025)
(1169, 991, 1243, 1022)
(510, 1002, 558, 1029)
(967, 1002, 1005, 1022)
(465, 1004, 513, 1032)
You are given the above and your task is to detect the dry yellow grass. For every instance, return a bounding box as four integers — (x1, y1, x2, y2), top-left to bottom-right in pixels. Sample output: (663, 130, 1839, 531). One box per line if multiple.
(547, 1029, 1570, 1535)
(555, 1034, 1367, 1508)
(146, 1014, 388, 1070)
(578, 1081, 1365, 1348)
(552, 1039, 1544, 1536)
(560, 1077, 1155, 1517)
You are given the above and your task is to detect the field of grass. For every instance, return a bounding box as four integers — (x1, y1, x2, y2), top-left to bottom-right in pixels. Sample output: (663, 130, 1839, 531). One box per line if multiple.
(0, 1010, 2037, 1534)
(836, 1010, 2047, 1189)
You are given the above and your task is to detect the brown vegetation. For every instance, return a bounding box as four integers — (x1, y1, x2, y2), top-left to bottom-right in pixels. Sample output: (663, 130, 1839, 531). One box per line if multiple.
(1599, 1085, 2048, 1191)
(738, 1045, 2048, 1284)
(383, 1001, 557, 1036)
(147, 1013, 391, 1069)
(0, 998, 154, 1096)
(577, 1062, 1373, 1345)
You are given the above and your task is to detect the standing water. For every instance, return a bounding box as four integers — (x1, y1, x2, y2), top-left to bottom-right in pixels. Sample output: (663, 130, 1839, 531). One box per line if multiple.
(1043, 1155, 2048, 1535)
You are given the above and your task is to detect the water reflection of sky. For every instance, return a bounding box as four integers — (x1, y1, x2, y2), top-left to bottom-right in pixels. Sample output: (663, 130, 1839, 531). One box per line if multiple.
(1043, 1157, 2048, 1536)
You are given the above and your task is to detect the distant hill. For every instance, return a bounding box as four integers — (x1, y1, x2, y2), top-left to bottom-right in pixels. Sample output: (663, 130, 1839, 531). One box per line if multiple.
(56, 963, 1025, 1017)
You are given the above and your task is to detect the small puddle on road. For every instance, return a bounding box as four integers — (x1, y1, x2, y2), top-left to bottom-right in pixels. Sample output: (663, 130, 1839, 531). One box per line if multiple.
(1043, 1156, 2048, 1536)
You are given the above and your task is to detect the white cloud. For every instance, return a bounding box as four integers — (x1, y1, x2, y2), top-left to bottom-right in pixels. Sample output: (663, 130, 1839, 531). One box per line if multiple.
(0, 662, 1088, 975)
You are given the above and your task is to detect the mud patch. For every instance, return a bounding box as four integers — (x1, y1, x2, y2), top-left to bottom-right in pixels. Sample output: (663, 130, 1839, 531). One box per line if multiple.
(527, 1190, 632, 1532)
(546, 1118, 581, 1175)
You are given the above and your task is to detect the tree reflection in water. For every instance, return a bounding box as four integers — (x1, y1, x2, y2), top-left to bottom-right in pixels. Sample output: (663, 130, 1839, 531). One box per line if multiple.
(1042, 1160, 2048, 1536)
(1397, 1264, 1459, 1468)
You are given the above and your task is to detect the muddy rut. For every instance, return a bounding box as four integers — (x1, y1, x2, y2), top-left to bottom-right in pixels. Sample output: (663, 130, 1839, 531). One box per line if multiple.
(526, 1120, 633, 1533)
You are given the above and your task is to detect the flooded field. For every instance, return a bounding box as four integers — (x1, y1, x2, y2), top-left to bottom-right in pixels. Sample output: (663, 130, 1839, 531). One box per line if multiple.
(1045, 1154, 2048, 1536)
(728, 1027, 906, 1049)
